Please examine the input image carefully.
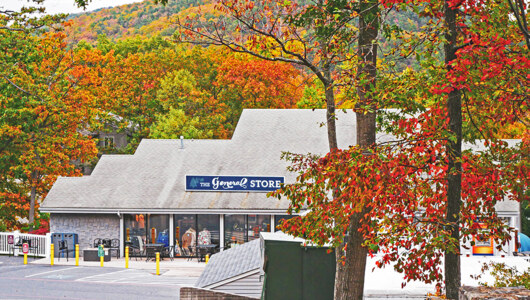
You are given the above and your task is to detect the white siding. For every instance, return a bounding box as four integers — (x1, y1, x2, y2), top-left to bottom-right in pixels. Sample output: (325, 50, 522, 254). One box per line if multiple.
(212, 272, 262, 299)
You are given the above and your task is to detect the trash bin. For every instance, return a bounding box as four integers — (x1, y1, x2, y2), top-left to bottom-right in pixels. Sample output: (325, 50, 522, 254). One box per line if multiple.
(51, 233, 63, 257)
(63, 233, 78, 251)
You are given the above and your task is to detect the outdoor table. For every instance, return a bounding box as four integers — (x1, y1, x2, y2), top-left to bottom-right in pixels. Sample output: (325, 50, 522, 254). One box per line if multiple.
(145, 243, 165, 261)
(162, 245, 175, 261)
(197, 244, 217, 250)
(196, 244, 217, 262)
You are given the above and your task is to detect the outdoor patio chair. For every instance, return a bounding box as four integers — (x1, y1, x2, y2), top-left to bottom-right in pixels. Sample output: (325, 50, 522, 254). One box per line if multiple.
(197, 247, 208, 263)
(130, 236, 145, 259)
(129, 245, 142, 260)
(102, 239, 112, 249)
(186, 246, 196, 261)
(93, 238, 102, 248)
(109, 239, 120, 259)
(26, 239, 38, 259)
(162, 245, 174, 261)
(145, 246, 156, 262)
(57, 240, 70, 261)
(180, 246, 189, 257)
(9, 238, 24, 257)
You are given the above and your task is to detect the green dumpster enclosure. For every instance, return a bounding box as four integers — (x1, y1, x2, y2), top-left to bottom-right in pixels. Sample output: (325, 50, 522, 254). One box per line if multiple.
(260, 232, 336, 300)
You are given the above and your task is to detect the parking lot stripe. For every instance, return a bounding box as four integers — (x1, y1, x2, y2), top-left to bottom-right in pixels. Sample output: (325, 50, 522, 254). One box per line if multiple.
(78, 269, 130, 281)
(25, 266, 79, 278)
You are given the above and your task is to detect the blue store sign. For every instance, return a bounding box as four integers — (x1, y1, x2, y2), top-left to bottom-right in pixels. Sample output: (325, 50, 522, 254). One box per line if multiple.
(186, 175, 285, 192)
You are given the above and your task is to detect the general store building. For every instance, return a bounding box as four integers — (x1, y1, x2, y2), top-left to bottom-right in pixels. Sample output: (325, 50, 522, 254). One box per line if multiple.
(40, 109, 521, 257)
(41, 109, 362, 256)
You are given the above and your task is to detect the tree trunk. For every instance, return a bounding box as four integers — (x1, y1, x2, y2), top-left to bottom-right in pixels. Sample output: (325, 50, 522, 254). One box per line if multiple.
(444, 1, 462, 299)
(324, 75, 338, 150)
(334, 0, 378, 299)
(29, 170, 38, 225)
(335, 208, 371, 300)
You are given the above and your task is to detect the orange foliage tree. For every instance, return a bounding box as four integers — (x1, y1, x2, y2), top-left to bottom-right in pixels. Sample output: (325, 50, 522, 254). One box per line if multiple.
(1, 25, 99, 229)
(215, 53, 304, 124)
(79, 42, 304, 144)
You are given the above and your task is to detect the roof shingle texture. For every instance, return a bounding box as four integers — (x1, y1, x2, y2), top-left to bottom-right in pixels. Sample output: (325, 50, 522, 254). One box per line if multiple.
(195, 239, 261, 288)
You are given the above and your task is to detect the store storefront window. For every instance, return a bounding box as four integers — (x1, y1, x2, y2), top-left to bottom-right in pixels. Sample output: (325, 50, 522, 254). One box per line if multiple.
(174, 215, 196, 256)
(124, 213, 283, 257)
(147, 214, 169, 246)
(224, 215, 246, 246)
(274, 215, 296, 232)
(197, 215, 220, 246)
(248, 215, 271, 241)
(124, 214, 146, 251)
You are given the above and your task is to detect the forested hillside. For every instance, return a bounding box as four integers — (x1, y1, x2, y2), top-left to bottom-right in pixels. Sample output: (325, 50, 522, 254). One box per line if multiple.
(66, 0, 208, 43)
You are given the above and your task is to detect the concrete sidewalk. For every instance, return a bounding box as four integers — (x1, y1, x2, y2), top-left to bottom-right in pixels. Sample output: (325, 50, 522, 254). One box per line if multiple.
(30, 256, 206, 277)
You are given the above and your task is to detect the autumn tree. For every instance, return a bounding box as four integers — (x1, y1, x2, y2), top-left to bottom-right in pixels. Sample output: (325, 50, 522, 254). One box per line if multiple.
(214, 52, 304, 124)
(276, 0, 528, 297)
(1, 10, 99, 228)
(353, 0, 527, 296)
(96, 49, 175, 144)
(150, 108, 214, 139)
(168, 0, 378, 298)
(144, 45, 304, 139)
(173, 0, 361, 148)
(442, 0, 528, 295)
(414, 0, 527, 295)
(508, 0, 529, 50)
(154, 66, 228, 138)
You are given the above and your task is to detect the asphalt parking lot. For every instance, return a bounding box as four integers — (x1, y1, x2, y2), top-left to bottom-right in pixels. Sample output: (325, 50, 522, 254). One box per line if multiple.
(0, 255, 197, 300)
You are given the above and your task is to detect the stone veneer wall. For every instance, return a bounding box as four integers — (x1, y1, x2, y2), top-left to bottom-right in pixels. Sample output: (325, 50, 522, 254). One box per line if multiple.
(50, 213, 120, 255)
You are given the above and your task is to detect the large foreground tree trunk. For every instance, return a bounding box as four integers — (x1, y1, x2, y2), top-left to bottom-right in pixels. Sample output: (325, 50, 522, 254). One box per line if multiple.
(334, 0, 379, 298)
(444, 1, 463, 298)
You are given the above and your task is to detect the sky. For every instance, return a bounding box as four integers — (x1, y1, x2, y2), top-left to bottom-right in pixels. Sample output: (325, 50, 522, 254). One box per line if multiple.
(0, 0, 143, 15)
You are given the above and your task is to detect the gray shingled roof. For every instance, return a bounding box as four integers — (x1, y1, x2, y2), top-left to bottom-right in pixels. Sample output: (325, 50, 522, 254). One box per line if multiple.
(40, 109, 520, 213)
(195, 239, 261, 288)
(41, 109, 379, 212)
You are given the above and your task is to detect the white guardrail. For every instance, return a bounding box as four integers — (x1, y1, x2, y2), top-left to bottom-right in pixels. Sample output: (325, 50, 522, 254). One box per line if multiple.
(0, 231, 51, 258)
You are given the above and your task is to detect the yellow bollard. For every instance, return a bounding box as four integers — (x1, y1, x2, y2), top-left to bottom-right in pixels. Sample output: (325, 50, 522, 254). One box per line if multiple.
(50, 244, 54, 266)
(75, 244, 79, 266)
(24, 253, 27, 265)
(125, 246, 129, 269)
(205, 254, 209, 264)
(156, 252, 160, 275)
(100, 245, 104, 267)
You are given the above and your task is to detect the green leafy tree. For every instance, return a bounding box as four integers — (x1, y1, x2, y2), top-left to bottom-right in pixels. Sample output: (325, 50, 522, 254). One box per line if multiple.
(475, 262, 530, 289)
(149, 108, 213, 139)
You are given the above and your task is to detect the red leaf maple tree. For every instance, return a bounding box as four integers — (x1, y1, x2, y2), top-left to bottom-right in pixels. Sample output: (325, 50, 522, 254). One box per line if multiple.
(274, 0, 528, 297)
